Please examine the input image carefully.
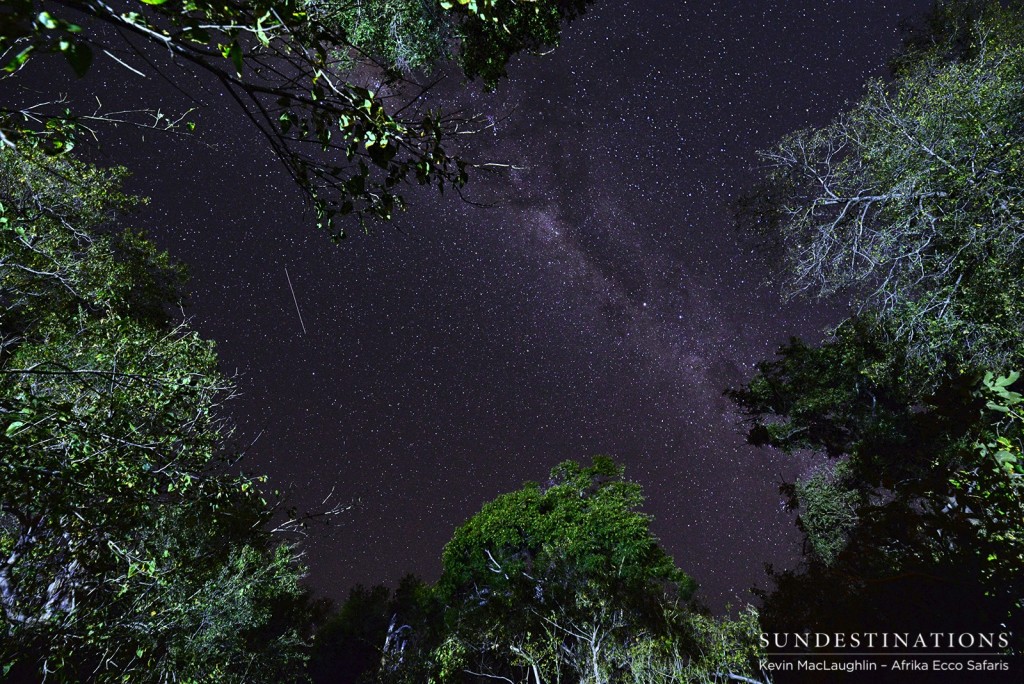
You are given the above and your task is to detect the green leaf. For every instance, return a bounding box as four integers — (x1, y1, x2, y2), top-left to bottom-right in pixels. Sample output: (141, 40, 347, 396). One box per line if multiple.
(37, 11, 58, 29)
(995, 450, 1017, 465)
(255, 12, 271, 47)
(995, 371, 1020, 387)
(5, 421, 25, 436)
(2, 45, 34, 73)
(279, 112, 293, 135)
(63, 41, 93, 77)
(182, 26, 211, 44)
(226, 41, 243, 75)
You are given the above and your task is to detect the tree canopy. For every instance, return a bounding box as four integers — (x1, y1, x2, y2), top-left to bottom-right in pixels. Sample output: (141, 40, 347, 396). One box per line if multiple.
(0, 0, 592, 237)
(338, 457, 770, 684)
(750, 1, 1024, 370)
(734, 0, 1024, 656)
(432, 456, 695, 683)
(0, 149, 314, 683)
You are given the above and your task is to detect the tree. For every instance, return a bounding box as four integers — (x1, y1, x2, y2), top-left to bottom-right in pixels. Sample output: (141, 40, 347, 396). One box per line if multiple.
(731, 327, 1024, 649)
(310, 0, 590, 86)
(737, 347, 1024, 659)
(0, 148, 314, 682)
(309, 584, 394, 684)
(734, 0, 1024, 659)
(0, 0, 592, 238)
(949, 369, 1024, 625)
(356, 457, 769, 684)
(749, 1, 1024, 369)
(433, 457, 694, 683)
(308, 575, 438, 684)
(311, 0, 450, 74)
(727, 318, 931, 458)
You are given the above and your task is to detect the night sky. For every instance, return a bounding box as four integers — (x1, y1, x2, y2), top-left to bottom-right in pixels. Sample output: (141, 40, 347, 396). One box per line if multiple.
(67, 0, 933, 608)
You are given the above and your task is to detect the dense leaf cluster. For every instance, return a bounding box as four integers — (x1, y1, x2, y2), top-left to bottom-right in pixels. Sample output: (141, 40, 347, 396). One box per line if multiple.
(0, 0, 591, 237)
(0, 150, 310, 683)
(753, 2, 1024, 369)
(734, 0, 1024, 660)
(313, 458, 768, 684)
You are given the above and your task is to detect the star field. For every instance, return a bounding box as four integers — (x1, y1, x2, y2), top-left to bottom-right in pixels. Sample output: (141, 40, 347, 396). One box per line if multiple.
(76, 0, 933, 608)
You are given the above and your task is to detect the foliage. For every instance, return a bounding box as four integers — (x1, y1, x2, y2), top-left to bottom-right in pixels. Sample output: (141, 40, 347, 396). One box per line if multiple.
(311, 0, 449, 73)
(310, 0, 589, 87)
(791, 461, 860, 566)
(448, 0, 591, 87)
(750, 3, 1024, 369)
(727, 318, 930, 458)
(0, 148, 311, 682)
(960, 370, 1024, 618)
(0, 150, 180, 330)
(736, 337, 1024, 648)
(308, 575, 437, 684)
(309, 584, 394, 684)
(754, 376, 1024, 650)
(732, 312, 1024, 631)
(735, 2, 1024, 653)
(0, 0, 592, 238)
(337, 458, 769, 684)
(891, 0, 1003, 73)
(672, 606, 766, 684)
(432, 456, 694, 683)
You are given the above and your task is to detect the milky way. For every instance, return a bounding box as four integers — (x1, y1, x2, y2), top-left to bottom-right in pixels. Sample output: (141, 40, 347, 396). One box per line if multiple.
(54, 0, 934, 608)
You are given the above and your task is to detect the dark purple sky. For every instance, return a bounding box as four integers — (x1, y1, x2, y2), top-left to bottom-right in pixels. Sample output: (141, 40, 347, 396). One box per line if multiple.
(58, 0, 932, 608)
